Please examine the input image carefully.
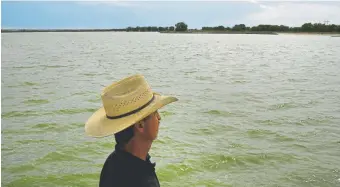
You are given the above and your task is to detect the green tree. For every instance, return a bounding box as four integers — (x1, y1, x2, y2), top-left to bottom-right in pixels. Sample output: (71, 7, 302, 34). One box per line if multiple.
(301, 23, 313, 32)
(175, 22, 188, 32)
(169, 26, 175, 31)
(232, 24, 246, 31)
(216, 25, 225, 31)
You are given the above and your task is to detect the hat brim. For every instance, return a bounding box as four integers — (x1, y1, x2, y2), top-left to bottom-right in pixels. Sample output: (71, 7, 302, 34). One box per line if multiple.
(85, 93, 178, 138)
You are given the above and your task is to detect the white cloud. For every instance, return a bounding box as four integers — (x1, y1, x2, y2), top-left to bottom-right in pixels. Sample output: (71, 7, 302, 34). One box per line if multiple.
(247, 0, 271, 9)
(259, 4, 271, 9)
(77, 1, 138, 7)
(248, 0, 259, 4)
(242, 2, 340, 26)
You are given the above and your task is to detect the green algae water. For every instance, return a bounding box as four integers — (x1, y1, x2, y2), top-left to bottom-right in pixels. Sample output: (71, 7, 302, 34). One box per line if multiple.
(2, 32, 340, 187)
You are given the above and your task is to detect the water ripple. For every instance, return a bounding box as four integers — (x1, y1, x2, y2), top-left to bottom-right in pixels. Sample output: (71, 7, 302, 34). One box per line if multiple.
(2, 32, 340, 187)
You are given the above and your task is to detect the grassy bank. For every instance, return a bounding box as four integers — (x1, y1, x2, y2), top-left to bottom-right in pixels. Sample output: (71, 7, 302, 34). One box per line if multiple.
(159, 30, 279, 35)
(278, 32, 340, 36)
(160, 30, 340, 36)
(2, 29, 340, 36)
(1, 29, 278, 35)
(1, 29, 125, 33)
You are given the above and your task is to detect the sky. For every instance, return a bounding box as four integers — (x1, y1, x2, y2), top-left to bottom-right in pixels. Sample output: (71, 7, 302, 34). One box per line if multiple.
(2, 1, 340, 29)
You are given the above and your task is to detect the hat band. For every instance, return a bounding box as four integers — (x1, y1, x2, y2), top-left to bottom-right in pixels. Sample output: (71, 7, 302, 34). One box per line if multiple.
(106, 95, 155, 119)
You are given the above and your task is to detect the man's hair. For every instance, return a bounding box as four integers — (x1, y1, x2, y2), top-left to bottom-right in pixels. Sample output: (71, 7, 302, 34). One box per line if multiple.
(114, 114, 152, 146)
(114, 125, 134, 146)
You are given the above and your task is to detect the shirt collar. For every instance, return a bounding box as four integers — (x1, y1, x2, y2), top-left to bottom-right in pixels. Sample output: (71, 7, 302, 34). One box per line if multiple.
(114, 144, 156, 170)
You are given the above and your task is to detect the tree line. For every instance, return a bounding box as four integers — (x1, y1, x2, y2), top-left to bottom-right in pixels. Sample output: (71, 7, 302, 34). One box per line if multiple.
(202, 23, 340, 32)
(124, 22, 340, 32)
(126, 22, 188, 32)
(2, 22, 339, 33)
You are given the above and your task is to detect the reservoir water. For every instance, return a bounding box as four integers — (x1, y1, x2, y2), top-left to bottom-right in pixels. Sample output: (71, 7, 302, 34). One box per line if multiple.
(2, 32, 340, 187)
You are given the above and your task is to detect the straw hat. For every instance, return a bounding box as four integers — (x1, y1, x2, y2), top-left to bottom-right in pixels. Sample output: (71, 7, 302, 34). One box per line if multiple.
(85, 74, 178, 138)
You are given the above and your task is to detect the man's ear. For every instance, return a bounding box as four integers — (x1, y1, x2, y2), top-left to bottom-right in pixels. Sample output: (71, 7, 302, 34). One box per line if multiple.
(134, 121, 145, 133)
(138, 121, 144, 128)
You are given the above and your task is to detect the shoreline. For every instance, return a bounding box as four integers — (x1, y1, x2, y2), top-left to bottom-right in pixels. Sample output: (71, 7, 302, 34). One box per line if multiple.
(2, 29, 340, 36)
(278, 32, 340, 36)
(160, 31, 340, 36)
(1, 29, 125, 33)
(159, 31, 278, 35)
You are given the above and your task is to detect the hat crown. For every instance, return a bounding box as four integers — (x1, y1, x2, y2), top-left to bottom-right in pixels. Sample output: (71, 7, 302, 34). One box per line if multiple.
(101, 75, 153, 118)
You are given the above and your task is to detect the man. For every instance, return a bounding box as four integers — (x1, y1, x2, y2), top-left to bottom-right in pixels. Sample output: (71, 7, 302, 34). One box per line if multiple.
(85, 74, 178, 187)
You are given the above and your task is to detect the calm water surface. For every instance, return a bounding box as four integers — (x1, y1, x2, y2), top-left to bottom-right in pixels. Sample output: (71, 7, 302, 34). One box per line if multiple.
(2, 32, 340, 187)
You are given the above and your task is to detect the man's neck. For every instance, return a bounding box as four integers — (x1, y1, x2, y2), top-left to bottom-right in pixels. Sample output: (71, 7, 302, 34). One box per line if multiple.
(124, 138, 152, 161)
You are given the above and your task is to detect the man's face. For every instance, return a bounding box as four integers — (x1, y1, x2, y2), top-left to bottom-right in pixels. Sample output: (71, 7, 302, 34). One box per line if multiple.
(143, 110, 161, 141)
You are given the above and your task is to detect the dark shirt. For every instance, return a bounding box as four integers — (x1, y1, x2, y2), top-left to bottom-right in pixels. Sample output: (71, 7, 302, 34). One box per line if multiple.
(99, 144, 160, 187)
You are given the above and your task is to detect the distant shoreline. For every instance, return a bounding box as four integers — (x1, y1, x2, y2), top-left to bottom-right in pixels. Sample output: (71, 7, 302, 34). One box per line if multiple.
(278, 32, 340, 36)
(160, 31, 340, 36)
(2, 29, 340, 36)
(3, 22, 340, 35)
(159, 31, 279, 35)
(1, 29, 125, 33)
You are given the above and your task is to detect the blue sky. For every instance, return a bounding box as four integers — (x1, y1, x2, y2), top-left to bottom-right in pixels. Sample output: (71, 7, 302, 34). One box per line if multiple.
(2, 1, 340, 29)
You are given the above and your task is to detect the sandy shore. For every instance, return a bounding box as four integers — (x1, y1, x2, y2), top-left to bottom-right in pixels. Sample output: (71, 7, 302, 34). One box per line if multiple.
(2, 29, 340, 36)
(278, 32, 340, 36)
